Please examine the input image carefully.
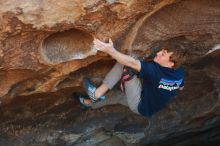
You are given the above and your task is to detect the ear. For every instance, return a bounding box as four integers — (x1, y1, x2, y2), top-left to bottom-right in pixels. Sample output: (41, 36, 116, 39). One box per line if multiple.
(169, 61, 175, 68)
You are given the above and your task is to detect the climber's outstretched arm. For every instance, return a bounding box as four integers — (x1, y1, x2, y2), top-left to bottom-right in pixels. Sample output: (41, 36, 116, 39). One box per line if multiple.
(93, 38, 141, 72)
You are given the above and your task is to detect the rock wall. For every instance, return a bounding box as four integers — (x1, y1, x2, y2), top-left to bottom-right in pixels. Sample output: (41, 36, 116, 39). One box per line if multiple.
(0, 0, 220, 145)
(0, 0, 179, 101)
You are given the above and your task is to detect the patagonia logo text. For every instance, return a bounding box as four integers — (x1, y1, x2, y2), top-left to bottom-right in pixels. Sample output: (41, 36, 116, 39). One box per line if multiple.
(158, 78, 182, 91)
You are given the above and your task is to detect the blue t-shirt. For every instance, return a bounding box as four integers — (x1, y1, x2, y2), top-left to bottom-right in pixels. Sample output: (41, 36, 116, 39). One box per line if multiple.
(138, 61, 184, 117)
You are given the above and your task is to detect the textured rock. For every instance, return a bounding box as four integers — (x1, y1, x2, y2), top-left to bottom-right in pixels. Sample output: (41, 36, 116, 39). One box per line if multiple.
(0, 0, 219, 101)
(0, 133, 25, 146)
(40, 29, 97, 64)
(0, 0, 220, 145)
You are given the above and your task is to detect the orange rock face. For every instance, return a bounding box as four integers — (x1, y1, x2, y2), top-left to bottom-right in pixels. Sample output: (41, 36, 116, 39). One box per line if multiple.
(0, 0, 177, 101)
(0, 0, 220, 102)
(0, 0, 219, 102)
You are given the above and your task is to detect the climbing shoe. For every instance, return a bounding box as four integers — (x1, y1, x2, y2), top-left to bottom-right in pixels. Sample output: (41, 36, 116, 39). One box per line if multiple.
(83, 78, 106, 103)
(72, 92, 92, 110)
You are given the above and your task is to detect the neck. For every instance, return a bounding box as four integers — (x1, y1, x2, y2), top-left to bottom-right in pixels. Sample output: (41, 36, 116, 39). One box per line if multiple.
(162, 63, 173, 68)
(155, 61, 174, 68)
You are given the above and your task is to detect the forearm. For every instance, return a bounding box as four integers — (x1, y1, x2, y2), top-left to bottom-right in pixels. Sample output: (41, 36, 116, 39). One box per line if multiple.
(107, 49, 140, 71)
(93, 38, 140, 71)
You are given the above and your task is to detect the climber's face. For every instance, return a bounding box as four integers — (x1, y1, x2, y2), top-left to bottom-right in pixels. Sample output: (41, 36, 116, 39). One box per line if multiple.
(153, 49, 174, 68)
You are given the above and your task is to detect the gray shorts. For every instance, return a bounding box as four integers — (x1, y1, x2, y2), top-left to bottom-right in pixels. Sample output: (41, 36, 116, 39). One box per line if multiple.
(91, 63, 142, 114)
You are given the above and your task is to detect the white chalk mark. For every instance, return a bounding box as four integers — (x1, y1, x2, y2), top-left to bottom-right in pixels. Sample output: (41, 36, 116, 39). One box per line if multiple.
(205, 44, 220, 55)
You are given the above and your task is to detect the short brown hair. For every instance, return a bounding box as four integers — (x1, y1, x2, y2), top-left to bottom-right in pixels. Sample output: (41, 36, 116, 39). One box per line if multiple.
(159, 41, 187, 69)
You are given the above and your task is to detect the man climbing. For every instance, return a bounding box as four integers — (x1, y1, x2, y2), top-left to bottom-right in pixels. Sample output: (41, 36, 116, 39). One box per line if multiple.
(77, 38, 186, 117)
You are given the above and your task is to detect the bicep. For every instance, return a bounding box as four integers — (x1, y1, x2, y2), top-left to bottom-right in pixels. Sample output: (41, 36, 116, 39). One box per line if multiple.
(130, 59, 141, 72)
(138, 61, 157, 80)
